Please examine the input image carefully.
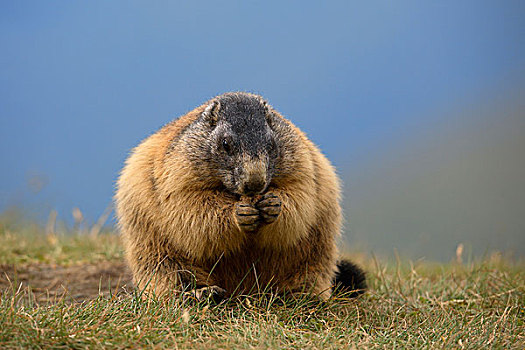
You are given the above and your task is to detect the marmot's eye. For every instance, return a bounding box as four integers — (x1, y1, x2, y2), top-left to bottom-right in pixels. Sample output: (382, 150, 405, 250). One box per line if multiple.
(222, 138, 232, 155)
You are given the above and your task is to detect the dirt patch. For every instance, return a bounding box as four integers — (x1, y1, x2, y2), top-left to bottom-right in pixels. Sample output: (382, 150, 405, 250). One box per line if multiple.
(0, 261, 134, 304)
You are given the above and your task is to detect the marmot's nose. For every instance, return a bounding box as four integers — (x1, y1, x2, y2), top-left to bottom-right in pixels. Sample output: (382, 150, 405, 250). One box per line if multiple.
(243, 179, 266, 196)
(241, 157, 268, 196)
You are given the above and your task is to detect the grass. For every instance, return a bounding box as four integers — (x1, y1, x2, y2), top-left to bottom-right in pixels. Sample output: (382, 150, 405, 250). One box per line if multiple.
(0, 219, 523, 348)
(0, 230, 122, 266)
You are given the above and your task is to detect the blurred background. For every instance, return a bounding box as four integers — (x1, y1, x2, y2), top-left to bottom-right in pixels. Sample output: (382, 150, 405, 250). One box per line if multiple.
(1, 1, 524, 261)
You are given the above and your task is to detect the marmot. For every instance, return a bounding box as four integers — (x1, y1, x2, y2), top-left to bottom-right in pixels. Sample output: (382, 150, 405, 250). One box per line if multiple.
(115, 92, 366, 300)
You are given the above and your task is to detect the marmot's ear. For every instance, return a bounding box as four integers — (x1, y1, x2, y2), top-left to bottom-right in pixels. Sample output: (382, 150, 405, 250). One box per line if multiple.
(202, 100, 221, 127)
(260, 98, 275, 127)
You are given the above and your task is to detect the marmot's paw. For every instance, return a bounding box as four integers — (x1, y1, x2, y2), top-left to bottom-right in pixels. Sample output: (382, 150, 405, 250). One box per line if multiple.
(235, 202, 260, 232)
(256, 192, 281, 224)
(194, 285, 227, 303)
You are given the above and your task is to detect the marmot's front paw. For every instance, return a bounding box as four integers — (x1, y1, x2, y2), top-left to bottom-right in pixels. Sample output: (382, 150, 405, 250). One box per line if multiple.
(235, 202, 260, 232)
(256, 192, 282, 224)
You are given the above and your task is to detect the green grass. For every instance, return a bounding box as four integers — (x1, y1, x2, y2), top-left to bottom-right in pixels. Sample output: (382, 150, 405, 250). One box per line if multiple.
(0, 230, 122, 266)
(0, 222, 523, 348)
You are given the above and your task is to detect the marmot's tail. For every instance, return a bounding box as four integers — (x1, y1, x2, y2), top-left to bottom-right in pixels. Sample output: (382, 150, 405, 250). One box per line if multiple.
(333, 260, 367, 297)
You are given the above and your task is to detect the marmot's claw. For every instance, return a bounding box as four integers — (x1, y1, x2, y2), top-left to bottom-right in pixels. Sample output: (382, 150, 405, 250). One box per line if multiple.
(235, 203, 260, 232)
(256, 192, 282, 224)
(194, 285, 227, 302)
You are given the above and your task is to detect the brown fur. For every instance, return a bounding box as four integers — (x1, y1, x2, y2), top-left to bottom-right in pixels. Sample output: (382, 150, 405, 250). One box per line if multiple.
(115, 93, 342, 300)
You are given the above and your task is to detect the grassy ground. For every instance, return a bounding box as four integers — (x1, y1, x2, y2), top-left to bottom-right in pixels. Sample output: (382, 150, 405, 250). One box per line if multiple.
(0, 222, 523, 349)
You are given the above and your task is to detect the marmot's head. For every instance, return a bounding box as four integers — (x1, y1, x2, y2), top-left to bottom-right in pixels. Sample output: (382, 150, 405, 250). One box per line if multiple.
(178, 92, 292, 197)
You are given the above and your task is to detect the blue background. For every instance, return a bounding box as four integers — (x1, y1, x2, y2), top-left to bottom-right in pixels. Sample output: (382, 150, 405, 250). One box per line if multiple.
(1, 1, 524, 260)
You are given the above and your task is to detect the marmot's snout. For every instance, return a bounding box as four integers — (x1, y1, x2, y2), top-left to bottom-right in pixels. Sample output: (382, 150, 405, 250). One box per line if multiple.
(241, 177, 266, 196)
(238, 156, 268, 196)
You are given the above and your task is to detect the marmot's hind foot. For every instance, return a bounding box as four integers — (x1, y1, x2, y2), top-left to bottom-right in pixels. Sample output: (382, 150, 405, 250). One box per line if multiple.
(193, 285, 227, 303)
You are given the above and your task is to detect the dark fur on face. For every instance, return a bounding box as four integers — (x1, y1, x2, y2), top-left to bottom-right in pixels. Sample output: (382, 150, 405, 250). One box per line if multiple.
(180, 92, 282, 196)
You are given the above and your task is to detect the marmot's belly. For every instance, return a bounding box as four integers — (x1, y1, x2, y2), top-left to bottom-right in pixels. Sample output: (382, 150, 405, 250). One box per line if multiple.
(204, 245, 307, 295)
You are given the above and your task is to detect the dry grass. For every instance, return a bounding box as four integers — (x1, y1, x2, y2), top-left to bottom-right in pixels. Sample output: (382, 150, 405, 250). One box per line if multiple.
(0, 219, 523, 349)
